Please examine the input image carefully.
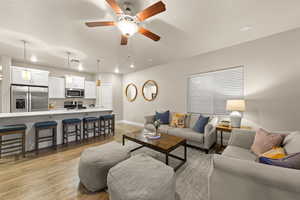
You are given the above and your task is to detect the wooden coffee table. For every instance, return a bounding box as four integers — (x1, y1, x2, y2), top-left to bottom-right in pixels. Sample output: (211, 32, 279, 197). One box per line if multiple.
(122, 130, 187, 171)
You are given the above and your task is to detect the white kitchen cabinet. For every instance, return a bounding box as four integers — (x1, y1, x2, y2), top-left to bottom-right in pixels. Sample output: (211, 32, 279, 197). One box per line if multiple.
(84, 81, 96, 99)
(49, 77, 65, 99)
(11, 66, 49, 86)
(65, 75, 85, 89)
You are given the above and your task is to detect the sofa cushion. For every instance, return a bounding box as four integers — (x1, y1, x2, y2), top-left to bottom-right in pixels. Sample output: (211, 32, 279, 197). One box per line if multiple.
(259, 152, 300, 170)
(222, 146, 257, 161)
(260, 147, 286, 159)
(168, 128, 204, 143)
(170, 113, 187, 128)
(251, 128, 284, 156)
(283, 131, 300, 154)
(155, 110, 170, 124)
(193, 116, 209, 133)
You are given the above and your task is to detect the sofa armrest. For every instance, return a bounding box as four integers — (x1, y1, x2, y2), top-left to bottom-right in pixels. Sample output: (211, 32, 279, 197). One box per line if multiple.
(204, 124, 217, 149)
(209, 154, 300, 200)
(228, 129, 256, 149)
(144, 115, 155, 125)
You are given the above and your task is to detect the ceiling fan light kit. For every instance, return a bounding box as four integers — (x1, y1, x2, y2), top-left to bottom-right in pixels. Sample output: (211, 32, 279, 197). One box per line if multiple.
(85, 0, 166, 45)
(117, 15, 139, 37)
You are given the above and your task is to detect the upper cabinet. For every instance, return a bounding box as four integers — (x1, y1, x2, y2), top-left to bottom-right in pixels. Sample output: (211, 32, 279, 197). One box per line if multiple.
(65, 75, 85, 89)
(11, 66, 49, 86)
(85, 80, 96, 99)
(49, 77, 65, 99)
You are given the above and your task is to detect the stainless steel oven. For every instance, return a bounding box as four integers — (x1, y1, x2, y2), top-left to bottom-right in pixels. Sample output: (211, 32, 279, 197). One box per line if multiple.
(65, 89, 84, 98)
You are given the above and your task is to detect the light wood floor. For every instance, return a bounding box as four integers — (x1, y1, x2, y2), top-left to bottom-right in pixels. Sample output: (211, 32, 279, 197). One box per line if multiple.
(0, 123, 142, 200)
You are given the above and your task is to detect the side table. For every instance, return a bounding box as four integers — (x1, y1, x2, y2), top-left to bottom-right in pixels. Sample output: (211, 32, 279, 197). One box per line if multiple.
(216, 125, 251, 153)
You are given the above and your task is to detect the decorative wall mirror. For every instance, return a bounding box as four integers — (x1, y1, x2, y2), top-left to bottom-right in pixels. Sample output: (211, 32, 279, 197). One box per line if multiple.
(142, 80, 158, 101)
(125, 83, 138, 102)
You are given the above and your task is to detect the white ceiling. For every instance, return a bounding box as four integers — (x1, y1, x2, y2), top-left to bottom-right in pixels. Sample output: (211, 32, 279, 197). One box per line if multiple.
(0, 0, 300, 74)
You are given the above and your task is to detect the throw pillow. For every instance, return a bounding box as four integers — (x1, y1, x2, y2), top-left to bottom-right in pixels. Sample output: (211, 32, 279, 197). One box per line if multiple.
(170, 113, 187, 128)
(193, 115, 209, 133)
(251, 128, 284, 156)
(260, 147, 286, 159)
(282, 131, 300, 154)
(259, 152, 300, 170)
(155, 110, 170, 124)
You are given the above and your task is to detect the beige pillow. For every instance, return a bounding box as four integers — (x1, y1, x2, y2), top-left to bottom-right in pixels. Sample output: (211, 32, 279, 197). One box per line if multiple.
(170, 113, 187, 128)
(251, 128, 284, 156)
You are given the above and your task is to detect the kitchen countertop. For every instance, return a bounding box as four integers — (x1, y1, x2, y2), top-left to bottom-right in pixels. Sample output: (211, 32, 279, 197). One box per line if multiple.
(0, 108, 113, 119)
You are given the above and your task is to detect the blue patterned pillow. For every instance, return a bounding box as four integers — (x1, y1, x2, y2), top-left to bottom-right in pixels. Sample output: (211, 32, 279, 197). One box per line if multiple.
(155, 111, 170, 124)
(193, 115, 209, 133)
(259, 152, 300, 170)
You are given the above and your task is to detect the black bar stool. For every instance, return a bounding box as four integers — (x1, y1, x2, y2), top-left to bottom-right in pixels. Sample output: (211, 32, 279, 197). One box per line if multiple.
(0, 124, 27, 158)
(99, 114, 115, 136)
(62, 118, 82, 145)
(83, 117, 98, 140)
(34, 121, 57, 154)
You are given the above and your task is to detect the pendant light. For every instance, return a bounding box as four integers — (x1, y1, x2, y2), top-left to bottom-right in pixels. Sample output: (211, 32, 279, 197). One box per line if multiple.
(96, 59, 101, 87)
(65, 52, 72, 85)
(21, 40, 31, 81)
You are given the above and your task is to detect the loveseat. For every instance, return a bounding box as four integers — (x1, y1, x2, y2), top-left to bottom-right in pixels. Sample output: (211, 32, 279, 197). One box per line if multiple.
(144, 113, 217, 153)
(208, 129, 300, 200)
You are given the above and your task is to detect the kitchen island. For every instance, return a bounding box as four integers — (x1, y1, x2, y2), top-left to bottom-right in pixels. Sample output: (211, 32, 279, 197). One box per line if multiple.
(0, 108, 113, 151)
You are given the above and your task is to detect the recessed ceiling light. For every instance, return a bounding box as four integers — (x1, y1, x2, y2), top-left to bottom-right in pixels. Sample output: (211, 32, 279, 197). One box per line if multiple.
(0, 65, 2, 71)
(130, 64, 134, 68)
(30, 55, 37, 63)
(240, 26, 252, 32)
(78, 63, 83, 71)
(114, 68, 119, 73)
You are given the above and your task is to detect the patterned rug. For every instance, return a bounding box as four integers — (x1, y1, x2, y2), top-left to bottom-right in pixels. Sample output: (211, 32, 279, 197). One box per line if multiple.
(115, 123, 212, 200)
(123, 142, 211, 200)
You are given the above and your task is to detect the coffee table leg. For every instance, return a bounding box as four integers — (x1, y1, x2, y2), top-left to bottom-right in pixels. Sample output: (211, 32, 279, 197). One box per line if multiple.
(122, 135, 125, 146)
(165, 153, 169, 165)
(184, 142, 187, 162)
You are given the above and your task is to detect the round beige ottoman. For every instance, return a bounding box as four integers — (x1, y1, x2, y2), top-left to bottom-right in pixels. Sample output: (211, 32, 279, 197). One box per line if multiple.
(107, 154, 176, 200)
(78, 141, 130, 192)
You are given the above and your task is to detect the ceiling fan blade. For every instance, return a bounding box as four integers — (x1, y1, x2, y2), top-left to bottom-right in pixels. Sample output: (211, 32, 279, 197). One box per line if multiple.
(138, 27, 160, 41)
(136, 1, 166, 22)
(121, 35, 128, 45)
(105, 0, 123, 15)
(85, 21, 116, 27)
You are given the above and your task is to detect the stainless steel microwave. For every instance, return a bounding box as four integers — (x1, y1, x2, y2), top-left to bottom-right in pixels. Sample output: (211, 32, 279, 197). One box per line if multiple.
(65, 89, 84, 98)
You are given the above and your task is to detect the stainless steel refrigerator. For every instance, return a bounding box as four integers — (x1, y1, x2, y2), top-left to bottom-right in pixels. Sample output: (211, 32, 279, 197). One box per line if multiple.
(11, 85, 49, 112)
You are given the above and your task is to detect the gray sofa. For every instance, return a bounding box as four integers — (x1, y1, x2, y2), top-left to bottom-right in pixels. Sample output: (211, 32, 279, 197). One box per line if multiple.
(208, 129, 300, 200)
(144, 113, 217, 153)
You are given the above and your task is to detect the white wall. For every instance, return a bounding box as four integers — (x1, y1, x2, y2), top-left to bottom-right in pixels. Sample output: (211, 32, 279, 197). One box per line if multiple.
(96, 73, 123, 121)
(123, 28, 300, 132)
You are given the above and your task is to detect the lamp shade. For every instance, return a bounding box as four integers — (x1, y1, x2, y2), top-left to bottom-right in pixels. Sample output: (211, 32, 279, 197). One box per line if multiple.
(226, 100, 245, 112)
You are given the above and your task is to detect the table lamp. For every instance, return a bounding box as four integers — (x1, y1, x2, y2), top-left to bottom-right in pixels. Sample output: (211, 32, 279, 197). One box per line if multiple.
(226, 100, 245, 128)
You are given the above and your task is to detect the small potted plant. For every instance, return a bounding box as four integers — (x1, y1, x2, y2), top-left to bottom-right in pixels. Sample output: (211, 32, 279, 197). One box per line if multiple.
(153, 119, 161, 136)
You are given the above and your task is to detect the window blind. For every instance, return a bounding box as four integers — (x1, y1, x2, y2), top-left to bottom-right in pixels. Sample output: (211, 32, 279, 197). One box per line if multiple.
(187, 66, 244, 114)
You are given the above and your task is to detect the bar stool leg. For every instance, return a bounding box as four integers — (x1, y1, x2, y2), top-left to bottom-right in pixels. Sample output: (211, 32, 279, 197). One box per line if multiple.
(93, 122, 96, 138)
(22, 130, 26, 158)
(53, 127, 57, 149)
(112, 115, 115, 136)
(0, 136, 2, 159)
(75, 124, 78, 142)
(35, 128, 39, 155)
(79, 123, 82, 141)
(65, 124, 68, 145)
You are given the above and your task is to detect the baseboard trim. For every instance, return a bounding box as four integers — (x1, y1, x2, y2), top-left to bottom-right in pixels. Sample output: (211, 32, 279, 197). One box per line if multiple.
(117, 120, 144, 127)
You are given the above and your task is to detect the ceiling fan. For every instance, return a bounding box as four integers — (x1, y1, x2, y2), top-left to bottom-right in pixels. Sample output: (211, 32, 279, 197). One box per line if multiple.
(85, 0, 166, 45)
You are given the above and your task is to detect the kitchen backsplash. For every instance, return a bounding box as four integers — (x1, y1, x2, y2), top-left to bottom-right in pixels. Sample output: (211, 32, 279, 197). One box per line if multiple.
(49, 99, 96, 110)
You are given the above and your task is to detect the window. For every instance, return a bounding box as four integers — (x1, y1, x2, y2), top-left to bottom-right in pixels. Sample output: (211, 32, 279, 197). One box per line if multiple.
(187, 66, 244, 115)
